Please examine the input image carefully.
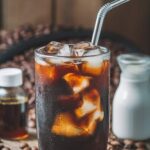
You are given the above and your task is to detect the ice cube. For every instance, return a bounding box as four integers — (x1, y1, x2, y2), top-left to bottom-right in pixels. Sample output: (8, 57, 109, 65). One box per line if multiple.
(79, 112, 97, 136)
(82, 58, 104, 76)
(83, 48, 104, 67)
(51, 111, 100, 137)
(51, 112, 87, 137)
(45, 41, 63, 54)
(35, 57, 49, 66)
(73, 49, 86, 57)
(57, 44, 72, 56)
(79, 110, 103, 136)
(84, 89, 100, 106)
(57, 94, 82, 110)
(76, 89, 104, 135)
(74, 89, 101, 119)
(51, 93, 103, 137)
(35, 64, 57, 80)
(45, 57, 63, 65)
(73, 42, 94, 50)
(93, 110, 104, 122)
(74, 100, 97, 118)
(35, 63, 57, 83)
(50, 41, 63, 46)
(81, 46, 108, 74)
(84, 48, 101, 56)
(72, 42, 98, 57)
(43, 43, 73, 64)
(85, 89, 103, 118)
(63, 73, 91, 94)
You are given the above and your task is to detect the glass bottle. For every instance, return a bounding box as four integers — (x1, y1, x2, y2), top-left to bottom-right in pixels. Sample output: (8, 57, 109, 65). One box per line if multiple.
(113, 54, 150, 140)
(0, 68, 28, 139)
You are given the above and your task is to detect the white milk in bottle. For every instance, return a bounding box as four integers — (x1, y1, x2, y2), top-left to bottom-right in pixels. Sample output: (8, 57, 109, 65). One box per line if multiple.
(113, 54, 150, 140)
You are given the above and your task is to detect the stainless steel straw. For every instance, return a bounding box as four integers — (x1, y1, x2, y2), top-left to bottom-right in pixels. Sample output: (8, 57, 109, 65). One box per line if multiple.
(91, 0, 130, 46)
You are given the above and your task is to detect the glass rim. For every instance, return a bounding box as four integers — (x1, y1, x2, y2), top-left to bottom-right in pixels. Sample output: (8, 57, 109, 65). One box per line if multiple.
(35, 45, 110, 59)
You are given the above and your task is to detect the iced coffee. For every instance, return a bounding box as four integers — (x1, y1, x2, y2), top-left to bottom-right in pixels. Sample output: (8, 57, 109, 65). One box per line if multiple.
(35, 41, 110, 150)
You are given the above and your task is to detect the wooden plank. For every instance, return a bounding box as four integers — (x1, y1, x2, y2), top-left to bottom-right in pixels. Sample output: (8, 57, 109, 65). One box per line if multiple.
(51, 0, 57, 30)
(2, 0, 51, 29)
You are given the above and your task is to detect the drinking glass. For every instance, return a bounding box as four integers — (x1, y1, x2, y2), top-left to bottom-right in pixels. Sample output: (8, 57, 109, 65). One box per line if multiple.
(35, 44, 110, 150)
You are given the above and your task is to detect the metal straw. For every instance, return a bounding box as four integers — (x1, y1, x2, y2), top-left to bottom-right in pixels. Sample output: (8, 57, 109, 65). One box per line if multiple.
(91, 0, 130, 45)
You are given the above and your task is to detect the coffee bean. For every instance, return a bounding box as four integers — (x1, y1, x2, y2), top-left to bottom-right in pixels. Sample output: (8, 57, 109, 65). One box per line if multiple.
(124, 144, 136, 149)
(123, 139, 134, 146)
(0, 145, 4, 149)
(135, 142, 146, 149)
(107, 144, 113, 150)
(22, 147, 31, 150)
(20, 143, 29, 149)
(32, 146, 38, 150)
(111, 135, 117, 140)
(111, 140, 120, 146)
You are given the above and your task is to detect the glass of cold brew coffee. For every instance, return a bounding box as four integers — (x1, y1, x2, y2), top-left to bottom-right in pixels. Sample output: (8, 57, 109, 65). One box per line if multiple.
(35, 41, 110, 150)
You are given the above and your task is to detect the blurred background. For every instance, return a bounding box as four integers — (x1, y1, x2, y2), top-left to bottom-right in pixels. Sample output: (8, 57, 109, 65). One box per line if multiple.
(0, 0, 150, 54)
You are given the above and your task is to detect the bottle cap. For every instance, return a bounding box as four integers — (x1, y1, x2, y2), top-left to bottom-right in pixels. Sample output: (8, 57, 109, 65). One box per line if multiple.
(0, 68, 23, 87)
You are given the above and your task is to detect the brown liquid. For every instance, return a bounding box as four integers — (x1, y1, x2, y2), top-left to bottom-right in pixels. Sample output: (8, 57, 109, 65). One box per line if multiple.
(0, 98, 28, 139)
(36, 60, 109, 150)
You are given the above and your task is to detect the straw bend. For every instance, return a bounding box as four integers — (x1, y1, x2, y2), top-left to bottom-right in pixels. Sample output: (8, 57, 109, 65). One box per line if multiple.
(91, 0, 130, 46)
(109, 0, 130, 11)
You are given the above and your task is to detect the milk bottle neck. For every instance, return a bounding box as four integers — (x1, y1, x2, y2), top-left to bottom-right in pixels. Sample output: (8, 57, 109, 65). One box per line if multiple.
(117, 53, 150, 82)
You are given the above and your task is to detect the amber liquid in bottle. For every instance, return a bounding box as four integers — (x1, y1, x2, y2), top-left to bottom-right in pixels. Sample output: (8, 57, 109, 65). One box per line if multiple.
(0, 97, 28, 140)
